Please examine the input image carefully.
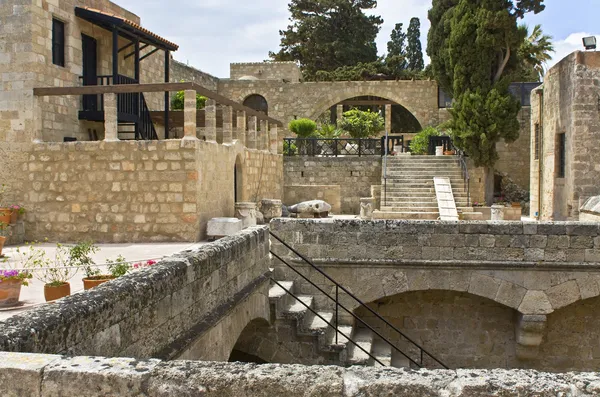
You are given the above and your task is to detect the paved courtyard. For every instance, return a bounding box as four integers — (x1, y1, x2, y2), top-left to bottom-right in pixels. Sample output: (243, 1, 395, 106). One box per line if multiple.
(0, 241, 207, 321)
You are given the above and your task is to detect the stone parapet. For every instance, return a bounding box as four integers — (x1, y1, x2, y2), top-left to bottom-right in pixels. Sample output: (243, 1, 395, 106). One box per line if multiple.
(1, 352, 600, 396)
(0, 226, 270, 359)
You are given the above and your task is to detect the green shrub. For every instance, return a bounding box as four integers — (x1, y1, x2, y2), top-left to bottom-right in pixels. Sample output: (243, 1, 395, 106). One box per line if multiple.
(409, 127, 440, 155)
(339, 109, 384, 138)
(107, 255, 130, 278)
(171, 91, 207, 110)
(288, 118, 317, 138)
(283, 140, 298, 155)
(316, 123, 343, 139)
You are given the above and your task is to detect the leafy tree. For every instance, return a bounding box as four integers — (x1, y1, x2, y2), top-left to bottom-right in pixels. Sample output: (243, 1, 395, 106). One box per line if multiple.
(288, 118, 317, 137)
(426, 0, 545, 167)
(386, 23, 407, 74)
(406, 18, 424, 71)
(517, 24, 554, 81)
(339, 109, 384, 138)
(171, 91, 206, 110)
(270, 0, 383, 80)
(316, 123, 343, 138)
(409, 127, 441, 154)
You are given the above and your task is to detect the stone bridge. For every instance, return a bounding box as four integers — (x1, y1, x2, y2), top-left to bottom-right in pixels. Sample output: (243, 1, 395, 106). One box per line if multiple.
(270, 218, 600, 370)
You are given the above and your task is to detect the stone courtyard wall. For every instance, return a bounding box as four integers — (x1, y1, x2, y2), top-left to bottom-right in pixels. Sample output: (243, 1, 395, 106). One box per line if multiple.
(270, 218, 600, 371)
(0, 227, 270, 360)
(283, 157, 382, 214)
(229, 62, 302, 83)
(1, 353, 600, 397)
(170, 59, 219, 91)
(22, 140, 282, 242)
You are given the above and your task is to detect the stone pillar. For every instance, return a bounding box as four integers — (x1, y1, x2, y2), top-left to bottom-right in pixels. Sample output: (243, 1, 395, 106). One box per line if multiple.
(236, 111, 247, 147)
(371, 185, 382, 210)
(385, 104, 392, 134)
(205, 99, 217, 142)
(247, 116, 257, 149)
(336, 104, 344, 125)
(104, 93, 119, 141)
(32, 96, 43, 142)
(491, 204, 505, 221)
(259, 120, 269, 151)
(222, 106, 233, 144)
(260, 199, 282, 223)
(183, 90, 198, 140)
(270, 124, 278, 154)
(235, 202, 257, 229)
(360, 197, 374, 220)
(515, 314, 547, 360)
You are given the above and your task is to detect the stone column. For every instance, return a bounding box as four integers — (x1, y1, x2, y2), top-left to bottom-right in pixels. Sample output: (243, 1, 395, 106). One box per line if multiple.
(515, 314, 547, 360)
(222, 106, 233, 144)
(235, 202, 257, 228)
(183, 90, 198, 140)
(259, 120, 269, 151)
(236, 111, 247, 147)
(385, 104, 392, 135)
(205, 99, 217, 142)
(32, 96, 43, 142)
(336, 104, 344, 125)
(247, 116, 257, 149)
(360, 197, 374, 220)
(104, 93, 119, 141)
(260, 199, 282, 223)
(270, 124, 278, 154)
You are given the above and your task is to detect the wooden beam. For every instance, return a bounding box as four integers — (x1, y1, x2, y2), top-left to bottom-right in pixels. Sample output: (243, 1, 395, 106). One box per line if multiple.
(118, 41, 134, 53)
(139, 48, 159, 61)
(125, 43, 149, 59)
(32, 82, 284, 127)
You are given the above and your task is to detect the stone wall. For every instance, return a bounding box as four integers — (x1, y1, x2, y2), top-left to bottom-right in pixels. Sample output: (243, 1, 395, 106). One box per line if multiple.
(1, 352, 600, 396)
(0, 227, 271, 360)
(170, 59, 219, 91)
(283, 157, 382, 214)
(229, 62, 301, 83)
(495, 107, 532, 191)
(270, 218, 600, 370)
(22, 140, 282, 242)
(531, 51, 600, 220)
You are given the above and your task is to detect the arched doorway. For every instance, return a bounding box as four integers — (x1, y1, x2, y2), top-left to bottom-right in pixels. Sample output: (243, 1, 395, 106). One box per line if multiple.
(243, 94, 268, 115)
(228, 318, 272, 364)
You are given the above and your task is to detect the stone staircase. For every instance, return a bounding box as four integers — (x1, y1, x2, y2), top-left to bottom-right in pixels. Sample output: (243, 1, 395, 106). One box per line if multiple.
(377, 155, 473, 220)
(269, 280, 411, 368)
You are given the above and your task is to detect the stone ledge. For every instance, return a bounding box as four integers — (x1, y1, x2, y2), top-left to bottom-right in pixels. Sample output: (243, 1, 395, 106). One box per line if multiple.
(1, 353, 599, 396)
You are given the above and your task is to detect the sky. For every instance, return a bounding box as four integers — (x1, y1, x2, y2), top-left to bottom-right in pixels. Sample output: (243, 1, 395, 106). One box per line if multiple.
(117, 0, 600, 78)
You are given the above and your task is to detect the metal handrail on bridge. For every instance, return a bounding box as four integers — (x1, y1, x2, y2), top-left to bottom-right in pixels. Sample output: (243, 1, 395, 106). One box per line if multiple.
(283, 136, 404, 157)
(270, 231, 449, 369)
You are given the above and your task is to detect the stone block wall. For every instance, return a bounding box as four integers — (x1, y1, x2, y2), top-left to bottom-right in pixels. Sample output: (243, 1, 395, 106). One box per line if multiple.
(283, 157, 381, 214)
(229, 62, 301, 83)
(284, 185, 342, 214)
(495, 107, 532, 190)
(0, 226, 271, 360)
(170, 59, 219, 91)
(22, 140, 282, 243)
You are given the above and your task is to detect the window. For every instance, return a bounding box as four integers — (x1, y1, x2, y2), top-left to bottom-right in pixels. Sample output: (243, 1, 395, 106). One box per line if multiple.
(52, 19, 65, 67)
(243, 94, 268, 115)
(557, 133, 566, 178)
(534, 123, 540, 160)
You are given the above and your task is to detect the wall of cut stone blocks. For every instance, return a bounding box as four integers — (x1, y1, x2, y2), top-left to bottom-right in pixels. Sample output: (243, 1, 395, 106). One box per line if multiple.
(229, 62, 301, 83)
(0, 227, 271, 359)
(170, 59, 219, 92)
(21, 140, 282, 243)
(494, 107, 532, 190)
(283, 157, 382, 214)
(531, 51, 600, 220)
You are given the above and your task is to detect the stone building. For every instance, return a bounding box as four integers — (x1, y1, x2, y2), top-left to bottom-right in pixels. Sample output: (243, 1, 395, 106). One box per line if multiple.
(530, 51, 600, 220)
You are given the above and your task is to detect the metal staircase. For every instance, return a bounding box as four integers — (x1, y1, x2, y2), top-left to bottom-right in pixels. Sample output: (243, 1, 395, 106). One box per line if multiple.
(269, 231, 448, 369)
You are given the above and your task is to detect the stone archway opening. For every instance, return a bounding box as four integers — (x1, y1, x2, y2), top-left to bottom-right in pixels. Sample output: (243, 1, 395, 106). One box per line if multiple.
(243, 94, 268, 116)
(354, 290, 519, 369)
(228, 318, 272, 364)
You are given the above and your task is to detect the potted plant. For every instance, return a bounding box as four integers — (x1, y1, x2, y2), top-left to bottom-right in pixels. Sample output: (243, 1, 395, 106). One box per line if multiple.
(8, 205, 25, 224)
(107, 255, 130, 278)
(0, 222, 7, 258)
(0, 242, 42, 307)
(67, 241, 108, 290)
(34, 244, 76, 302)
(0, 185, 12, 225)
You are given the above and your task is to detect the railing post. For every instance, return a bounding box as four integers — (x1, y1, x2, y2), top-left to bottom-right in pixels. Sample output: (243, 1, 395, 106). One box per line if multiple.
(247, 116, 257, 149)
(104, 93, 119, 141)
(222, 105, 233, 144)
(205, 99, 217, 142)
(334, 138, 339, 157)
(270, 124, 278, 154)
(236, 111, 246, 147)
(183, 89, 198, 140)
(335, 285, 339, 345)
(358, 139, 362, 157)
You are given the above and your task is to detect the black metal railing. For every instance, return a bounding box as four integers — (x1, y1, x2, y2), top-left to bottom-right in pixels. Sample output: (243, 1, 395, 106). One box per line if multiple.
(138, 92, 158, 140)
(428, 136, 452, 155)
(453, 145, 471, 207)
(284, 136, 404, 157)
(270, 231, 448, 369)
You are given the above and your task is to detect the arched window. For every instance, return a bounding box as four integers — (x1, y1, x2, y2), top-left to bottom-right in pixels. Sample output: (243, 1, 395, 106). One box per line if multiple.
(243, 94, 268, 115)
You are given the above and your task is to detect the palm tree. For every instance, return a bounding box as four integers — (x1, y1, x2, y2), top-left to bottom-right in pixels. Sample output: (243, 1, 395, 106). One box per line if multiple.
(518, 24, 555, 81)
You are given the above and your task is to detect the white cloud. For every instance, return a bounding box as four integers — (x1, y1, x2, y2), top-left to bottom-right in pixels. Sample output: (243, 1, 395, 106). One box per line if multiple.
(548, 32, 599, 69)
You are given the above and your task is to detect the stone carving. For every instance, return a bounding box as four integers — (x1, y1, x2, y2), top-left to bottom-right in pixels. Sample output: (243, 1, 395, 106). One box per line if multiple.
(289, 200, 332, 218)
(207, 218, 242, 240)
(235, 202, 257, 229)
(360, 198, 374, 220)
(491, 204, 505, 221)
(260, 199, 283, 222)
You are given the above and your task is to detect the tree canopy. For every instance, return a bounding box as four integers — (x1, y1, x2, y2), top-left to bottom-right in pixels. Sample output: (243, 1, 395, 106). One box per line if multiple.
(406, 17, 424, 71)
(270, 0, 383, 80)
(517, 24, 554, 81)
(427, 0, 545, 167)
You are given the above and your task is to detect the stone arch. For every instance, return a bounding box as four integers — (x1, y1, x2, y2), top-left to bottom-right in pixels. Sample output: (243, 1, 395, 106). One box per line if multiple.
(229, 317, 272, 364)
(243, 94, 268, 115)
(307, 84, 428, 128)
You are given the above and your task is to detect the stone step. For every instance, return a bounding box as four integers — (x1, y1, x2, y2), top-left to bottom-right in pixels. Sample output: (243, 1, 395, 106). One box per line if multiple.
(322, 324, 353, 353)
(381, 206, 440, 213)
(299, 310, 334, 337)
(383, 191, 469, 197)
(282, 295, 313, 322)
(373, 210, 440, 220)
(383, 200, 470, 208)
(347, 328, 375, 365)
(269, 281, 295, 319)
(391, 349, 412, 368)
(370, 338, 392, 367)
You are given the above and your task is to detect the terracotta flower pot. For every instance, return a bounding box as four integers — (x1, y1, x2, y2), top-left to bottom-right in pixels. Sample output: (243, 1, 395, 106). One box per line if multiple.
(0, 208, 12, 225)
(0, 279, 22, 307)
(9, 211, 17, 225)
(0, 236, 6, 257)
(44, 282, 71, 302)
(83, 275, 115, 290)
